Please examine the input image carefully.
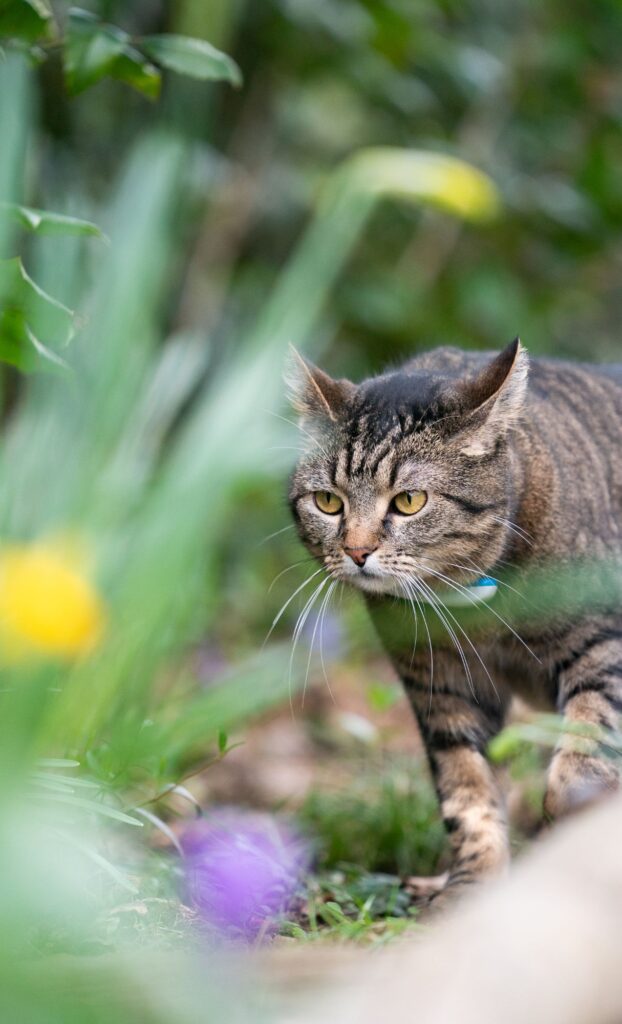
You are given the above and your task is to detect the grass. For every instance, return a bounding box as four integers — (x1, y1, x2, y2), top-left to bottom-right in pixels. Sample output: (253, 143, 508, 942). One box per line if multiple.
(298, 756, 446, 878)
(282, 872, 420, 946)
(273, 753, 446, 943)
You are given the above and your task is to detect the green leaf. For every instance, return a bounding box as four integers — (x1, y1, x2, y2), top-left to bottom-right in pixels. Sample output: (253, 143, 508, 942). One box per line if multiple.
(109, 44, 160, 100)
(140, 34, 242, 87)
(0, 201, 103, 237)
(32, 772, 99, 789)
(487, 728, 527, 763)
(366, 682, 400, 712)
(64, 8, 160, 99)
(37, 758, 80, 768)
(0, 257, 74, 344)
(0, 309, 70, 373)
(40, 791, 144, 826)
(0, 257, 74, 372)
(0, 0, 53, 42)
(218, 729, 227, 753)
(1, 37, 46, 64)
(64, 8, 126, 93)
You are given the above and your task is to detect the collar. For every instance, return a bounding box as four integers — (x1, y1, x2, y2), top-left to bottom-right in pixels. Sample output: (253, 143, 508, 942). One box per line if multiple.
(428, 576, 498, 608)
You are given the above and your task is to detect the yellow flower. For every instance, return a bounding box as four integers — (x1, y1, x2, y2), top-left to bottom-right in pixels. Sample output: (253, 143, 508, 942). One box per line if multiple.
(343, 148, 500, 222)
(0, 542, 105, 661)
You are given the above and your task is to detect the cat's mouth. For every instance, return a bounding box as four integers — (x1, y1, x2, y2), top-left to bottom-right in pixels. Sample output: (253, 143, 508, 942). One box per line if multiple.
(354, 574, 403, 595)
(335, 557, 449, 598)
(337, 562, 404, 596)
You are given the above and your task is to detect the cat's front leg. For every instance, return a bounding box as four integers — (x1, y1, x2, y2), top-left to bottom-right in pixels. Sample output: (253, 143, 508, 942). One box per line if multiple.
(544, 623, 621, 819)
(403, 656, 510, 908)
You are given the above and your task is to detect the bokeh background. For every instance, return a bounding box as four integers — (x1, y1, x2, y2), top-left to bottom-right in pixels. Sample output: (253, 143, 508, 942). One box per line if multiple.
(0, 0, 621, 1019)
(32, 0, 621, 659)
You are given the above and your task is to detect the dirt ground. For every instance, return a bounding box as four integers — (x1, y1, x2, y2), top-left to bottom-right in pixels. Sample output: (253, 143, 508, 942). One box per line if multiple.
(198, 658, 421, 810)
(194, 654, 543, 843)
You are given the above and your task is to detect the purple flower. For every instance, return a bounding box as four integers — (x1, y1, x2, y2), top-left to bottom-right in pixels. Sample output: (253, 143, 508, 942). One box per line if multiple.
(182, 810, 311, 942)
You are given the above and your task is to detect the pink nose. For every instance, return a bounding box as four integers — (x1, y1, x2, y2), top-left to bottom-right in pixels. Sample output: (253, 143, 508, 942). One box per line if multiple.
(344, 547, 376, 567)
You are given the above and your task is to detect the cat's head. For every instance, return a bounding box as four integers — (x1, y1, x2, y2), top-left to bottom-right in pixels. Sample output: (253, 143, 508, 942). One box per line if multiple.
(286, 339, 528, 597)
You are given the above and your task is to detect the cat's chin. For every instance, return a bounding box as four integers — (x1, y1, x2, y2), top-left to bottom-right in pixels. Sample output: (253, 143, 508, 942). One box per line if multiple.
(342, 572, 404, 597)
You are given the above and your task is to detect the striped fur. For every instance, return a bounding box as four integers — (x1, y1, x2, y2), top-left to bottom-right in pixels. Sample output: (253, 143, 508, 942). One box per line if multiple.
(287, 341, 622, 906)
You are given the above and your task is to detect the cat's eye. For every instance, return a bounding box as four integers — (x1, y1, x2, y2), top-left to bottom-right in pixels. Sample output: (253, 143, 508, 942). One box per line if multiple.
(314, 491, 344, 515)
(391, 490, 427, 516)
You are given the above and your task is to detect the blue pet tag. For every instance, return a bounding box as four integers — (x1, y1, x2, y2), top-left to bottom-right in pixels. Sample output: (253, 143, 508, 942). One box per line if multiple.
(434, 576, 498, 608)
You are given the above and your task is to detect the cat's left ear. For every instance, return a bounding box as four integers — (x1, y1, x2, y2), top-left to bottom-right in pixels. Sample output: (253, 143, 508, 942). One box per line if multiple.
(284, 345, 355, 425)
(453, 338, 528, 455)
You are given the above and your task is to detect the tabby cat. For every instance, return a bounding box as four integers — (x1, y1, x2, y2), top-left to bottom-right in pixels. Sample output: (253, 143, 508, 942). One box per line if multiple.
(286, 339, 622, 907)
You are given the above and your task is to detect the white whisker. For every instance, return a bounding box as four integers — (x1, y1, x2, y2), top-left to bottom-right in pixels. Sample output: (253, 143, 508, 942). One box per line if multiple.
(302, 579, 334, 707)
(268, 557, 316, 593)
(288, 576, 331, 715)
(413, 570, 499, 702)
(492, 514, 533, 547)
(416, 561, 541, 666)
(394, 573, 419, 667)
(258, 524, 296, 547)
(396, 573, 434, 716)
(410, 574, 477, 701)
(318, 580, 339, 705)
(447, 558, 527, 604)
(264, 566, 325, 646)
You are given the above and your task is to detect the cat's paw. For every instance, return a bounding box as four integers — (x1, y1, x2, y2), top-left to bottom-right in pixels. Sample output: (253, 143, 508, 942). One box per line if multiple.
(424, 876, 477, 918)
(544, 751, 619, 820)
(403, 872, 449, 907)
(405, 870, 487, 920)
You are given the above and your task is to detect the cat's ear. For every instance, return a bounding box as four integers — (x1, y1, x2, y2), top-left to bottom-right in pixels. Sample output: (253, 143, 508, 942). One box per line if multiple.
(453, 339, 528, 455)
(284, 345, 355, 424)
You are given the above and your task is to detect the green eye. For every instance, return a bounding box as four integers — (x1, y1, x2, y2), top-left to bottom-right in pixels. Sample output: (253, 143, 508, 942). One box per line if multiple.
(314, 491, 344, 515)
(392, 490, 427, 516)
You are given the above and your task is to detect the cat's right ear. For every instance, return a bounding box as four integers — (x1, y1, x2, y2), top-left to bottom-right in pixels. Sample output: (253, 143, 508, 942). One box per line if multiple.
(284, 345, 355, 425)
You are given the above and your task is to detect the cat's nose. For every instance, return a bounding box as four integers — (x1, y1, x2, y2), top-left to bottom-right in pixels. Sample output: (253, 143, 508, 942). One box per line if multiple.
(344, 546, 376, 567)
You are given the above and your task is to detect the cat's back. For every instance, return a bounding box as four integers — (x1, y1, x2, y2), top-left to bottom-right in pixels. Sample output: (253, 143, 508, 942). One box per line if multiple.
(405, 345, 622, 418)
(526, 354, 622, 407)
(405, 345, 622, 398)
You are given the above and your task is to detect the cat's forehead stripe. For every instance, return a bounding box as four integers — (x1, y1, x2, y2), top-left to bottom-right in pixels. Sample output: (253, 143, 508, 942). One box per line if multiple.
(348, 424, 375, 478)
(367, 438, 395, 475)
(334, 426, 402, 488)
(339, 409, 410, 482)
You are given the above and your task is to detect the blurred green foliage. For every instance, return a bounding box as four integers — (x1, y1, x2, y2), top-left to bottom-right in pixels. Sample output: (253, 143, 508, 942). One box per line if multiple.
(0, 1, 242, 97)
(170, 0, 622, 372)
(299, 756, 446, 877)
(10, 0, 621, 373)
(0, 0, 620, 1016)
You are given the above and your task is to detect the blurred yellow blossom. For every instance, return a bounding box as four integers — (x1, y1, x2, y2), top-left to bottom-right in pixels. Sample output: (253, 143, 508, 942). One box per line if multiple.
(343, 148, 500, 221)
(0, 541, 105, 661)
